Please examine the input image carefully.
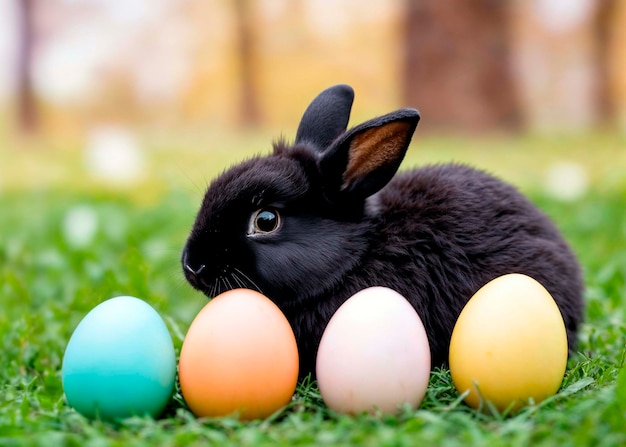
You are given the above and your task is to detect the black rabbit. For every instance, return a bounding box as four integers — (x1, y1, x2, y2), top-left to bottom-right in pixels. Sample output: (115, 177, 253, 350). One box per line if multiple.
(182, 84, 584, 378)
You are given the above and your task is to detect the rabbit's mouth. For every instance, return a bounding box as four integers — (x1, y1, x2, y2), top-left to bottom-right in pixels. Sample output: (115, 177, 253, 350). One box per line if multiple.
(181, 246, 263, 298)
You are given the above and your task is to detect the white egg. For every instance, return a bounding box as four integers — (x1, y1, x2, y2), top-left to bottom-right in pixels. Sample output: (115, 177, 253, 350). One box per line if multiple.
(316, 287, 431, 415)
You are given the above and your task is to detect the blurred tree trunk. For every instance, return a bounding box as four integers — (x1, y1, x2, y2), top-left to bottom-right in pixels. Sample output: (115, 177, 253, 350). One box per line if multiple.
(16, 0, 39, 135)
(402, 0, 521, 133)
(594, 0, 617, 125)
(233, 0, 261, 127)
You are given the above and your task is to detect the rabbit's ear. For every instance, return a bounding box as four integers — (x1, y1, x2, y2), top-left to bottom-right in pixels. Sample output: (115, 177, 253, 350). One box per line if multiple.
(295, 84, 354, 149)
(320, 108, 420, 200)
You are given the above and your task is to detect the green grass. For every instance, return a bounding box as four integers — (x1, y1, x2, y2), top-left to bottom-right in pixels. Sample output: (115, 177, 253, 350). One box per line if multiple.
(1, 131, 625, 446)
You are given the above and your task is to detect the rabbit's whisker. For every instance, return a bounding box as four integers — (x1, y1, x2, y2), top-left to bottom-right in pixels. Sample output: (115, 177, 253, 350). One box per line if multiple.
(231, 271, 246, 289)
(210, 277, 219, 299)
(223, 275, 234, 293)
(214, 278, 222, 297)
(234, 268, 263, 294)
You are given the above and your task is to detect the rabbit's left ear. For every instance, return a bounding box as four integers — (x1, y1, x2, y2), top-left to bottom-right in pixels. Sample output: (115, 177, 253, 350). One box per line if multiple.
(295, 84, 354, 150)
(319, 108, 420, 201)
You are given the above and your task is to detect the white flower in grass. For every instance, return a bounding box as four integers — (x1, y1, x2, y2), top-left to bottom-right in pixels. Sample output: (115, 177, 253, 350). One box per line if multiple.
(85, 126, 145, 185)
(63, 205, 99, 248)
(544, 161, 589, 202)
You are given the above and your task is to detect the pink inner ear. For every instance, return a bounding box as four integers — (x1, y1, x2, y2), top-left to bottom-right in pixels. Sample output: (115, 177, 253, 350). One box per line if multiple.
(342, 120, 414, 191)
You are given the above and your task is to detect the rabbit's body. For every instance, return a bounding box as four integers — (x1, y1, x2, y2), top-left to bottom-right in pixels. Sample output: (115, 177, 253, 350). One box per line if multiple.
(283, 164, 583, 375)
(182, 85, 584, 378)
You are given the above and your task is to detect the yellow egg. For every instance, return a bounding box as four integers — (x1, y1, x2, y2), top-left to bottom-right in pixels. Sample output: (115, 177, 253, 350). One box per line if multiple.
(178, 289, 299, 420)
(449, 273, 568, 412)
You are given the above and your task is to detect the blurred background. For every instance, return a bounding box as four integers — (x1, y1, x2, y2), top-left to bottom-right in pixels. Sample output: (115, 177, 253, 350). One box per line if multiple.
(0, 0, 625, 377)
(0, 0, 625, 197)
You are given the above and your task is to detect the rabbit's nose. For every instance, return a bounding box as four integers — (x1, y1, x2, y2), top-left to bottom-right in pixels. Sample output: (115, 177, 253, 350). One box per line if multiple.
(182, 248, 206, 276)
(185, 263, 206, 275)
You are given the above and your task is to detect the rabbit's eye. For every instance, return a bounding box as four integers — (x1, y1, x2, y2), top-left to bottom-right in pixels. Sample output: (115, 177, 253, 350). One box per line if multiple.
(250, 209, 280, 235)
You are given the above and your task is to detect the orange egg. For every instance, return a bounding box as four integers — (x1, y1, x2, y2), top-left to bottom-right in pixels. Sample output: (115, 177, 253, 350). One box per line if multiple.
(178, 289, 299, 420)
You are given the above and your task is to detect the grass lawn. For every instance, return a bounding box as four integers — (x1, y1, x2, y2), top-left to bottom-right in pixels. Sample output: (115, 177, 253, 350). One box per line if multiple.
(1, 130, 625, 446)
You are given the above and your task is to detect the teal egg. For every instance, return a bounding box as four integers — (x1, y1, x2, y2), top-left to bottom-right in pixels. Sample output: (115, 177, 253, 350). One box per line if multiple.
(62, 296, 176, 420)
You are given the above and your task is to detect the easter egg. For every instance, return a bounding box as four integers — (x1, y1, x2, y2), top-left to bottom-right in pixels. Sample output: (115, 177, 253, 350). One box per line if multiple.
(62, 296, 176, 420)
(449, 273, 568, 412)
(316, 287, 431, 415)
(178, 289, 299, 420)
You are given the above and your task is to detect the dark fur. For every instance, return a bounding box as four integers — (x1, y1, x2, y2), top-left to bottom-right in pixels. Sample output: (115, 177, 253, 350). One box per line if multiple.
(182, 85, 584, 378)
